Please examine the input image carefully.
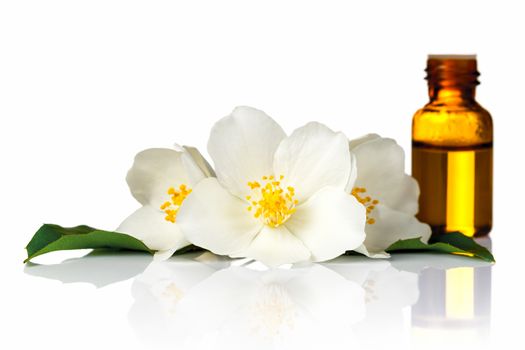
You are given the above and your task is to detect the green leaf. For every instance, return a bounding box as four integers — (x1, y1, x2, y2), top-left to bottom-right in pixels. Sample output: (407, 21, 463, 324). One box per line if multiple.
(25, 224, 154, 263)
(386, 232, 495, 263)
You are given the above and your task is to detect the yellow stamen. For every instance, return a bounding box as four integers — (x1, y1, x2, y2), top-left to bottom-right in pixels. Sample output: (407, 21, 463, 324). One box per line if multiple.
(248, 181, 261, 189)
(160, 184, 192, 223)
(351, 187, 379, 225)
(246, 175, 298, 228)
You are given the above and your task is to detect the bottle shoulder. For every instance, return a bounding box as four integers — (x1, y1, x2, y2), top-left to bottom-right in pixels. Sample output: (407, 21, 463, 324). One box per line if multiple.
(412, 100, 493, 147)
(416, 101, 491, 117)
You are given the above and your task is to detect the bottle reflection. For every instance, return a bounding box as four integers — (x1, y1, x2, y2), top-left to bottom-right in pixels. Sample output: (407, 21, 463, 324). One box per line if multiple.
(411, 239, 492, 348)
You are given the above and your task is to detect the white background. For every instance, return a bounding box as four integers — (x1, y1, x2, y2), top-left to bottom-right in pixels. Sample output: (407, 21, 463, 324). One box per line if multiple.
(1, 1, 524, 349)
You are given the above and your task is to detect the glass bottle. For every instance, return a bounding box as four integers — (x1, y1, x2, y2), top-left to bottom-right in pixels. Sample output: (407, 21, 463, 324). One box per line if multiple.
(412, 55, 493, 237)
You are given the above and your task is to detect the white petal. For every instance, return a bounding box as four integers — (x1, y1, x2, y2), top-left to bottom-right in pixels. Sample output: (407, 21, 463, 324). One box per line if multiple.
(182, 145, 216, 178)
(348, 133, 380, 149)
(126, 148, 205, 206)
(235, 225, 311, 267)
(177, 177, 262, 256)
(362, 204, 432, 255)
(207, 106, 286, 198)
(273, 122, 351, 202)
(116, 205, 189, 252)
(378, 175, 420, 216)
(354, 244, 391, 259)
(350, 136, 419, 215)
(351, 136, 404, 187)
(153, 247, 178, 261)
(285, 187, 366, 262)
(345, 152, 358, 193)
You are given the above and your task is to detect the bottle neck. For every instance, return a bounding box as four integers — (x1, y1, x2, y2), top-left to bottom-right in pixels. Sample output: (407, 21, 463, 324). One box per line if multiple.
(428, 85, 477, 103)
(426, 55, 479, 104)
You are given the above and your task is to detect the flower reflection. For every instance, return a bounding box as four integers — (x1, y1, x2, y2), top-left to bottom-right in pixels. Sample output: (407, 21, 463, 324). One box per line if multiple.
(22, 247, 493, 350)
(129, 262, 365, 349)
(323, 256, 419, 349)
(127, 254, 492, 350)
(128, 252, 230, 344)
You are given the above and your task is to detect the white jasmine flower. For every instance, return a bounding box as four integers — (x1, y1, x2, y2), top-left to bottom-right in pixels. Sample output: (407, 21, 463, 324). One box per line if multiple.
(117, 145, 214, 260)
(347, 134, 431, 258)
(178, 106, 367, 267)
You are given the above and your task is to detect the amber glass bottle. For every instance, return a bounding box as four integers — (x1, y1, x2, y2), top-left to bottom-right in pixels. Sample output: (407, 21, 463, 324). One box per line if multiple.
(412, 55, 493, 237)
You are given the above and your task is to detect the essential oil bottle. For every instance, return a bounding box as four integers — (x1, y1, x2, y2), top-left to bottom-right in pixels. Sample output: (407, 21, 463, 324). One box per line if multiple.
(412, 55, 493, 237)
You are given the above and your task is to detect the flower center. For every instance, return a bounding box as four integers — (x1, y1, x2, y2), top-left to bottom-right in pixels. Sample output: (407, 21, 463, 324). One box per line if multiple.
(160, 184, 192, 223)
(246, 175, 298, 228)
(162, 282, 184, 314)
(351, 187, 379, 225)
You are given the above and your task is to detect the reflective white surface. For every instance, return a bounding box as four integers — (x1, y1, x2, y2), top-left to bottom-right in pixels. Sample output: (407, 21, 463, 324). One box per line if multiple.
(20, 248, 496, 350)
(3, 2, 525, 348)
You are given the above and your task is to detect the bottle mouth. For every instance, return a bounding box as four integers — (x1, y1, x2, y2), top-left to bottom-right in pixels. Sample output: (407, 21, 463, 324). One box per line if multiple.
(425, 54, 480, 87)
(428, 54, 477, 60)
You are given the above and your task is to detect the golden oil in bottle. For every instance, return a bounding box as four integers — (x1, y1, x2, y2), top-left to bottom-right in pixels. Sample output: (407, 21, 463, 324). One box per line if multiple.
(412, 55, 493, 237)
